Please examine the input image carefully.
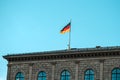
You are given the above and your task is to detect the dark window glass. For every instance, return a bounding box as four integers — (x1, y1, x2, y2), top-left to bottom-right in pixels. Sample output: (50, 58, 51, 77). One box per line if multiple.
(84, 69, 94, 80)
(112, 68, 120, 80)
(61, 70, 70, 80)
(15, 72, 24, 80)
(38, 71, 46, 80)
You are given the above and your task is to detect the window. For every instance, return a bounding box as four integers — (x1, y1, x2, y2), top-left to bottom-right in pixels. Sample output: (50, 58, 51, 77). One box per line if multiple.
(112, 68, 120, 80)
(60, 70, 70, 80)
(84, 69, 94, 80)
(38, 71, 46, 80)
(15, 72, 24, 80)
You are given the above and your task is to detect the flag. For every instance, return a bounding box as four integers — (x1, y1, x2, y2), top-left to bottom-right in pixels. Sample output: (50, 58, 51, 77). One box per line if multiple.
(60, 22, 71, 34)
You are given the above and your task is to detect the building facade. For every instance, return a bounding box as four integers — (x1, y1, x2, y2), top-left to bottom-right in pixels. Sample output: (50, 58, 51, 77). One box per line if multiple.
(3, 46, 120, 80)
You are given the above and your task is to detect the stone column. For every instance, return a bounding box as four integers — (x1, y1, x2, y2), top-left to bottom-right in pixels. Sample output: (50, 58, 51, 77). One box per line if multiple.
(51, 62, 56, 80)
(75, 61, 79, 80)
(99, 60, 104, 80)
(29, 63, 33, 80)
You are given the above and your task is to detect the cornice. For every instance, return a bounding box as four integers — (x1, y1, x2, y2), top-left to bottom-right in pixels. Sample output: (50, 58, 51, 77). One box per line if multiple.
(3, 51, 120, 62)
(3, 46, 120, 62)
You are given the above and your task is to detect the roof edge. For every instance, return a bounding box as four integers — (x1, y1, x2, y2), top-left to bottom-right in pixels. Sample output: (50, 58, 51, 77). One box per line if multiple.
(3, 46, 120, 58)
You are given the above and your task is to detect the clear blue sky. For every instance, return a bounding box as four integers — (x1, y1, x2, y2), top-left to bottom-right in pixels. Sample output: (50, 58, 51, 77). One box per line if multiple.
(0, 0, 120, 79)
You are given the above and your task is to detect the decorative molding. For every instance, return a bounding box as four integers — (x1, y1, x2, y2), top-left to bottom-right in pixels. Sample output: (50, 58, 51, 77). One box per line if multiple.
(29, 63, 34, 66)
(74, 61, 80, 64)
(99, 59, 105, 63)
(4, 50, 120, 62)
(51, 62, 56, 65)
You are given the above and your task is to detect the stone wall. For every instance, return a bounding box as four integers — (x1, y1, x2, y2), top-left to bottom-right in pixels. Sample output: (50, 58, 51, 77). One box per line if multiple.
(7, 57, 120, 80)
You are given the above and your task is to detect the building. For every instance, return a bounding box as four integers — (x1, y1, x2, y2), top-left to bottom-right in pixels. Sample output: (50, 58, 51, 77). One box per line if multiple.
(3, 46, 120, 80)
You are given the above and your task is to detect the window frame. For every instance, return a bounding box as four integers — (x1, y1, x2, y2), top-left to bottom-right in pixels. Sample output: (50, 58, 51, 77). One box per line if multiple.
(60, 70, 71, 80)
(38, 71, 47, 80)
(15, 72, 24, 80)
(84, 69, 94, 80)
(112, 67, 120, 80)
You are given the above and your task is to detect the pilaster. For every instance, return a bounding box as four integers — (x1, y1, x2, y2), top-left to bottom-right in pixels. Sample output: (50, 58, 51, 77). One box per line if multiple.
(51, 62, 56, 80)
(7, 64, 11, 80)
(99, 59, 104, 80)
(75, 61, 79, 80)
(29, 63, 33, 80)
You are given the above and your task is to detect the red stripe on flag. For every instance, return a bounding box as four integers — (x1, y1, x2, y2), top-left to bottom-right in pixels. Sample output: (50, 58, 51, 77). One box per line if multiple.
(60, 22, 71, 34)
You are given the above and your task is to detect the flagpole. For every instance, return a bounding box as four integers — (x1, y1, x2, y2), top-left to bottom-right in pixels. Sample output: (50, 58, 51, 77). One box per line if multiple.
(68, 20, 71, 50)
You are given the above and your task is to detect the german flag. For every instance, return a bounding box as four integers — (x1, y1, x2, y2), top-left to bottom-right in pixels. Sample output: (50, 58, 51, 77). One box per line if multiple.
(60, 22, 71, 34)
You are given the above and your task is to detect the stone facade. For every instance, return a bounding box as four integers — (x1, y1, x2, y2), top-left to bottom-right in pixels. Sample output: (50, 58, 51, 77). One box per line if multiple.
(3, 46, 120, 80)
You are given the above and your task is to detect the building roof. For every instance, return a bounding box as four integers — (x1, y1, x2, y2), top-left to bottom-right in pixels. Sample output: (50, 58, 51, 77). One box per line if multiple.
(3, 46, 120, 62)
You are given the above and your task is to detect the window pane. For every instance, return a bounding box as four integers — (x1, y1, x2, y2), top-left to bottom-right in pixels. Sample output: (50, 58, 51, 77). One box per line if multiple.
(90, 70, 94, 74)
(61, 71, 66, 76)
(117, 69, 120, 73)
(118, 74, 120, 78)
(85, 76, 88, 79)
(61, 70, 70, 80)
(43, 77, 46, 80)
(85, 69, 94, 80)
(112, 68, 120, 80)
(90, 75, 94, 80)
(39, 78, 42, 80)
(86, 70, 89, 74)
(117, 77, 120, 80)
(66, 72, 70, 75)
(112, 74, 116, 78)
(15, 72, 24, 80)
(43, 72, 46, 76)
(38, 71, 46, 80)
(112, 69, 117, 73)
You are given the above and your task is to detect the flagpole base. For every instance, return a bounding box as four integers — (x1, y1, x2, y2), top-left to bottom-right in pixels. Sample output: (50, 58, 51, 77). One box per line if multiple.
(67, 44, 71, 50)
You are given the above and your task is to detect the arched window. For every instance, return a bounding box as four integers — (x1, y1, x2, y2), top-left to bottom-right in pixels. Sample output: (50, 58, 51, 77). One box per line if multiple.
(84, 69, 94, 80)
(112, 68, 120, 80)
(15, 72, 24, 80)
(60, 70, 70, 80)
(38, 71, 46, 80)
